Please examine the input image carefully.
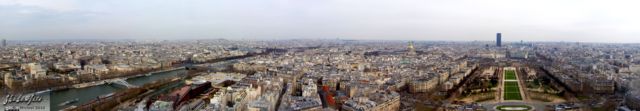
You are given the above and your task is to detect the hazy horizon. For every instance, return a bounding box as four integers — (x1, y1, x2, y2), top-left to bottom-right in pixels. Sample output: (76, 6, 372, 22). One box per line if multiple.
(1, 0, 639, 43)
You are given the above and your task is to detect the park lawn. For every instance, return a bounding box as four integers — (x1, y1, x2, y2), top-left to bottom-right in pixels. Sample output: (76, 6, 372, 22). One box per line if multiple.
(504, 70, 517, 80)
(505, 86, 520, 93)
(503, 81, 523, 100)
(504, 81, 519, 86)
(504, 93, 523, 100)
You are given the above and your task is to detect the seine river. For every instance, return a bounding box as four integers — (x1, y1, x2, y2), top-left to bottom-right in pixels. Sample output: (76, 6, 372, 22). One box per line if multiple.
(49, 69, 187, 111)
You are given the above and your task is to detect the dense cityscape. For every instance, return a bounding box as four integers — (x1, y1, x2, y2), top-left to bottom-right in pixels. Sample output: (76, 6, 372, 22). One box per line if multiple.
(1, 34, 640, 111)
(2, 0, 640, 110)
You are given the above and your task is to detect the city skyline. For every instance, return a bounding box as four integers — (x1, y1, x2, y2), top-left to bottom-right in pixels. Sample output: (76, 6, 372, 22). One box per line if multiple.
(2, 39, 639, 110)
(1, 0, 640, 43)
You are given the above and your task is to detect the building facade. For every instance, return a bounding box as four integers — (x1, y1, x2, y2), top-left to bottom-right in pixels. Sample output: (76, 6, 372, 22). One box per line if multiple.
(496, 33, 502, 47)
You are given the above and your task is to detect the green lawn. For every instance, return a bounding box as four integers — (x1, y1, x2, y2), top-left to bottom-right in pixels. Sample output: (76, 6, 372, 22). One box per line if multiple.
(504, 93, 523, 100)
(504, 81, 519, 86)
(504, 81, 522, 100)
(505, 86, 520, 92)
(504, 70, 517, 80)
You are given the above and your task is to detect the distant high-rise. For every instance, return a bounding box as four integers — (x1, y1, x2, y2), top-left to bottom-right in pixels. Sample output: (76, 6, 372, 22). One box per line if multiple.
(496, 33, 502, 47)
(1, 39, 6, 47)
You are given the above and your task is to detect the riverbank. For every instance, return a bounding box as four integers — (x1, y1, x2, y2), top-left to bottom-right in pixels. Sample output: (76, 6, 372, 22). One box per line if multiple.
(40, 67, 187, 95)
(70, 68, 207, 111)
(50, 69, 188, 111)
(51, 49, 277, 110)
(70, 77, 183, 111)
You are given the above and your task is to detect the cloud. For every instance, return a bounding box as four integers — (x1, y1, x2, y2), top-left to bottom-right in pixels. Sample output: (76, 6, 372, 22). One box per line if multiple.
(0, 0, 639, 42)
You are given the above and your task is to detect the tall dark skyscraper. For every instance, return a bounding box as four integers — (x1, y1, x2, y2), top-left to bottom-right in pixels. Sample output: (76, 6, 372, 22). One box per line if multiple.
(496, 33, 502, 47)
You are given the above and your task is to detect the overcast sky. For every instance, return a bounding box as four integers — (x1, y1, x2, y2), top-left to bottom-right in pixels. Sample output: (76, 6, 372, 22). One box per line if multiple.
(0, 0, 639, 42)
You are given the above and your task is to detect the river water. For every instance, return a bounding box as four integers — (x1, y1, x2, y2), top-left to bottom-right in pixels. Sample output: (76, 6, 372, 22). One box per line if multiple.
(49, 69, 187, 111)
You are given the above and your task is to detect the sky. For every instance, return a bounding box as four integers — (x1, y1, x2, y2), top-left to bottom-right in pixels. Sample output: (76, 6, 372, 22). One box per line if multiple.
(0, 0, 639, 43)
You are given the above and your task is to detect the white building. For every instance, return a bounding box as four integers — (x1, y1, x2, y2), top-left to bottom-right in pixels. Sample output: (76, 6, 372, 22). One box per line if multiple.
(303, 79, 318, 97)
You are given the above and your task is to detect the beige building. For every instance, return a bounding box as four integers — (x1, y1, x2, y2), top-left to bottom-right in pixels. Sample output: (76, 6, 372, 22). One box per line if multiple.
(592, 78, 615, 94)
(409, 78, 438, 93)
(342, 91, 400, 111)
(4, 74, 24, 89)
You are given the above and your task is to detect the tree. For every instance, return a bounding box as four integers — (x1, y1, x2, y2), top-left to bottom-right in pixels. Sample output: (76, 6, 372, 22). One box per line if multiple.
(79, 59, 88, 70)
(490, 79, 498, 87)
(102, 59, 111, 64)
